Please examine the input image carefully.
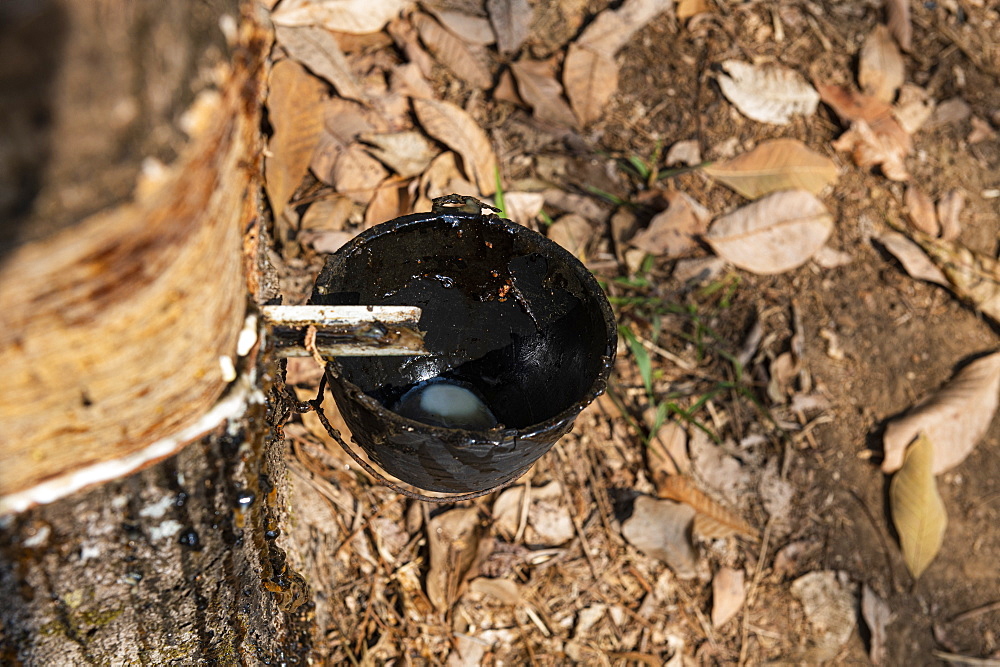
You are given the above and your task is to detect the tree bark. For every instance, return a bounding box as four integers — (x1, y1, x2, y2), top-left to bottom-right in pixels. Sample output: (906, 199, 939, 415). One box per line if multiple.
(0, 0, 310, 661)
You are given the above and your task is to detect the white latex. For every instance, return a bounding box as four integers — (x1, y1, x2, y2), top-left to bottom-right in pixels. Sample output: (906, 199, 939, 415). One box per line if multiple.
(394, 380, 498, 430)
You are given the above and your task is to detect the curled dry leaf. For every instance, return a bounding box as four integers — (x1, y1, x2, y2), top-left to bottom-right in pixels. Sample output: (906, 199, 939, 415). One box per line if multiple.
(705, 190, 834, 275)
(264, 59, 327, 218)
(630, 190, 711, 258)
(936, 188, 964, 241)
(703, 138, 839, 199)
(413, 98, 497, 194)
(716, 60, 820, 125)
(547, 214, 594, 259)
(859, 24, 905, 103)
(889, 434, 947, 579)
(905, 228, 1000, 324)
(563, 44, 618, 127)
(360, 130, 438, 178)
(904, 185, 939, 236)
(426, 507, 482, 612)
(621, 496, 699, 579)
(272, 0, 411, 35)
(275, 25, 366, 102)
(412, 12, 492, 89)
(877, 231, 948, 286)
(820, 84, 911, 181)
(711, 567, 745, 628)
(656, 474, 758, 539)
(510, 59, 578, 128)
(487, 0, 532, 54)
(882, 351, 1000, 475)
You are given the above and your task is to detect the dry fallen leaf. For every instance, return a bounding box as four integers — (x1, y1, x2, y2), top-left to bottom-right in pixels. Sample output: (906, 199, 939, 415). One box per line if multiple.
(501, 191, 545, 228)
(905, 228, 1000, 324)
(711, 567, 745, 628)
(363, 183, 403, 227)
(300, 195, 353, 233)
(622, 496, 699, 579)
(790, 571, 857, 662)
(820, 84, 911, 181)
(360, 130, 439, 178)
(510, 59, 579, 128)
(332, 144, 389, 205)
(426, 507, 482, 612)
(677, 0, 712, 20)
(413, 98, 497, 194)
(487, 0, 531, 54)
(275, 25, 366, 102)
(576, 0, 673, 55)
(630, 190, 711, 258)
(716, 60, 820, 125)
(904, 185, 939, 236)
(859, 24, 905, 103)
(413, 12, 492, 90)
(703, 139, 839, 199)
(425, 8, 495, 46)
(265, 59, 327, 218)
(647, 420, 690, 479)
(878, 231, 948, 286)
(547, 214, 594, 259)
(272, 0, 411, 35)
(665, 140, 701, 166)
(882, 351, 1000, 475)
(886, 0, 912, 52)
(705, 190, 834, 275)
(656, 474, 758, 539)
(563, 44, 619, 128)
(890, 434, 947, 579)
(936, 188, 964, 241)
(861, 584, 893, 666)
(893, 84, 935, 134)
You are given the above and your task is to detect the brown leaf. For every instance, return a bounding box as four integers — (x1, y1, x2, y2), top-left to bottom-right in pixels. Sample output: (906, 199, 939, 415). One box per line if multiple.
(501, 191, 545, 227)
(705, 190, 834, 275)
(677, 0, 712, 20)
(563, 43, 619, 127)
(877, 231, 948, 287)
(332, 144, 388, 205)
(300, 195, 353, 233)
(656, 474, 758, 539)
(711, 567, 745, 628)
(487, 0, 532, 54)
(859, 25, 905, 103)
(906, 229, 1000, 324)
(265, 60, 327, 218)
(882, 351, 1000, 475)
(426, 507, 482, 612)
(386, 16, 436, 79)
(272, 0, 411, 35)
(716, 61, 820, 125)
(904, 185, 939, 236)
(890, 434, 947, 578)
(819, 85, 911, 181)
(360, 130, 439, 178)
(646, 420, 690, 479)
(425, 8, 495, 46)
(412, 12, 492, 89)
(885, 0, 912, 52)
(893, 84, 935, 134)
(936, 188, 965, 241)
(390, 62, 436, 100)
(577, 0, 673, 55)
(364, 183, 402, 227)
(703, 139, 839, 199)
(274, 25, 366, 102)
(547, 214, 594, 259)
(510, 59, 579, 128)
(413, 98, 497, 194)
(621, 496, 699, 579)
(630, 190, 710, 258)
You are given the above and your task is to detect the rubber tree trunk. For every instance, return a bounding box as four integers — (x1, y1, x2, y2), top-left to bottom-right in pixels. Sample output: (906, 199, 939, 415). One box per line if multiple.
(0, 1, 311, 661)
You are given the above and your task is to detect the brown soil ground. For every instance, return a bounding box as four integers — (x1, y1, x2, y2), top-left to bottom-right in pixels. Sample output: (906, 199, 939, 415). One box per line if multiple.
(272, 1, 1000, 663)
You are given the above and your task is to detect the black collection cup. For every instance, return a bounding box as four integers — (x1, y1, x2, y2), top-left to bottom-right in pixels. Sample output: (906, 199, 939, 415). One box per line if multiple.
(309, 204, 617, 495)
